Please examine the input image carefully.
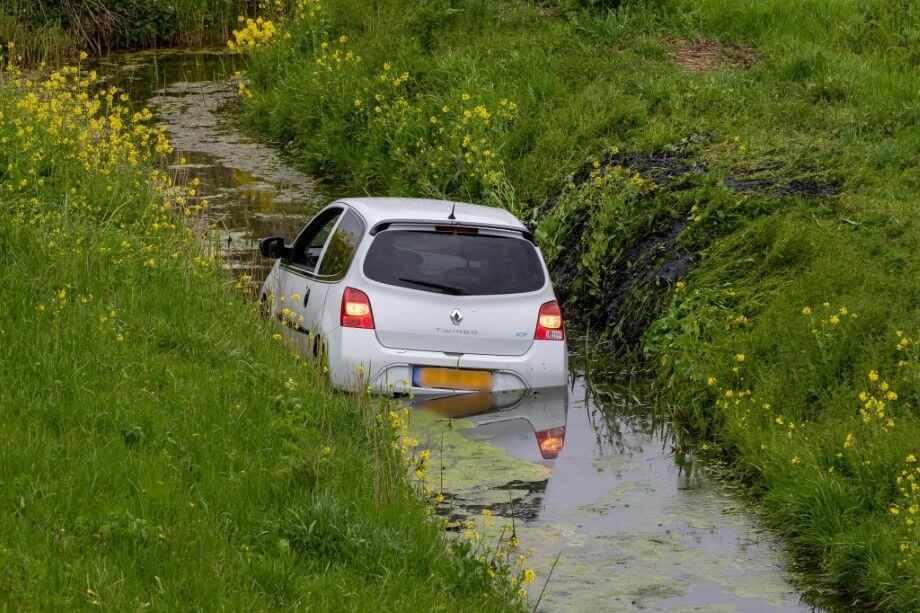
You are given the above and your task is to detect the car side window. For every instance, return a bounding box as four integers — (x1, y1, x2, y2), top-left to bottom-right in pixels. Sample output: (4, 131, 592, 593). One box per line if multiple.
(317, 209, 365, 281)
(290, 208, 343, 272)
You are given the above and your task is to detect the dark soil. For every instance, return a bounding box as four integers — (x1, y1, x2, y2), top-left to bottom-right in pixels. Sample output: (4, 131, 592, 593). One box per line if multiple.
(725, 174, 840, 197)
(665, 37, 759, 73)
(604, 219, 692, 336)
(544, 146, 840, 346)
(571, 151, 706, 187)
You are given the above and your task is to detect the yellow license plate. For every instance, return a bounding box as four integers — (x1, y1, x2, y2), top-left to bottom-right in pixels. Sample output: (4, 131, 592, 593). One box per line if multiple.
(413, 367, 492, 391)
(419, 392, 494, 418)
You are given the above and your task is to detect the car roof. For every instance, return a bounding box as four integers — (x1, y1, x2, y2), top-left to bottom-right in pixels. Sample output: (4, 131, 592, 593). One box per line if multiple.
(337, 197, 527, 231)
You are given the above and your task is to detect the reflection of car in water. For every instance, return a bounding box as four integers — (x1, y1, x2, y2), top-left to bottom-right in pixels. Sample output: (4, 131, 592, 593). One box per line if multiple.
(414, 386, 569, 462)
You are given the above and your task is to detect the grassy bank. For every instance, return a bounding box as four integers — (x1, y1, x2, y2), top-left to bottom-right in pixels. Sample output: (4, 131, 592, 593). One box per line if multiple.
(0, 0, 253, 62)
(0, 62, 525, 609)
(237, 0, 920, 607)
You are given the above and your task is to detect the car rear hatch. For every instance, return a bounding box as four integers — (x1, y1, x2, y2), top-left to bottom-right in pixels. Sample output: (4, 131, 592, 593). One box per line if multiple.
(362, 226, 548, 357)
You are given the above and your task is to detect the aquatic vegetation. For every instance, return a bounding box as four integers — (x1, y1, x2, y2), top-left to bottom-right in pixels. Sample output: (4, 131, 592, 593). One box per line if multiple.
(376, 404, 538, 601)
(396, 408, 545, 599)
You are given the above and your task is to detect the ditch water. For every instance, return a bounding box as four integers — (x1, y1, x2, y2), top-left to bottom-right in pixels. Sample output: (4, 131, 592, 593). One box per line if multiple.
(110, 49, 818, 611)
(96, 49, 344, 274)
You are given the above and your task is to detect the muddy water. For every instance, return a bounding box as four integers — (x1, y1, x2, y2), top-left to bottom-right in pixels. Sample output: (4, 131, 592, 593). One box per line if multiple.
(417, 374, 809, 611)
(113, 50, 814, 611)
(100, 49, 342, 273)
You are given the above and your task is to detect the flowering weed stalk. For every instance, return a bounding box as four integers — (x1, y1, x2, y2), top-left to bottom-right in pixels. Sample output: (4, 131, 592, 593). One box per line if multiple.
(652, 293, 920, 604)
(234, 3, 518, 205)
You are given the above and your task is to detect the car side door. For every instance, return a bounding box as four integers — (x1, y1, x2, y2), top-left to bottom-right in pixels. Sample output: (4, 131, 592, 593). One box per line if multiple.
(310, 208, 367, 343)
(275, 206, 344, 342)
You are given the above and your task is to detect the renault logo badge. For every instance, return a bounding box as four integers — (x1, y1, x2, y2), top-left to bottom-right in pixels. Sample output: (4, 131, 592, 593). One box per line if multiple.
(449, 308, 463, 325)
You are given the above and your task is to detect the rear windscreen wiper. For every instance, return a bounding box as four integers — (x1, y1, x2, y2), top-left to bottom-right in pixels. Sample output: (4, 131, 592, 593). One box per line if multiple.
(398, 277, 469, 295)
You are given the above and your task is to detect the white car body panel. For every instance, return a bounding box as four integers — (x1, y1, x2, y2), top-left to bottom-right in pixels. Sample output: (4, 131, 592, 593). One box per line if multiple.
(369, 281, 541, 356)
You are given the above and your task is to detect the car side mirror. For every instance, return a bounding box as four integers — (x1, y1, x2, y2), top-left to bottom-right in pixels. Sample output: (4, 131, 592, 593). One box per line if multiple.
(259, 236, 291, 260)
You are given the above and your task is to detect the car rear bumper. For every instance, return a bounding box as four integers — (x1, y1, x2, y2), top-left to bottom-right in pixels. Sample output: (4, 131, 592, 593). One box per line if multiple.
(327, 327, 568, 395)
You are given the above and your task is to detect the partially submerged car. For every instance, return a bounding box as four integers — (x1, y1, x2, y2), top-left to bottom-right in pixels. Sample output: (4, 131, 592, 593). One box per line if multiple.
(259, 197, 567, 395)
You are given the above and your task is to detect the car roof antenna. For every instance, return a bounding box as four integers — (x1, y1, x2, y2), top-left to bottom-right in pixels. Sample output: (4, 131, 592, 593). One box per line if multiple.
(447, 202, 456, 220)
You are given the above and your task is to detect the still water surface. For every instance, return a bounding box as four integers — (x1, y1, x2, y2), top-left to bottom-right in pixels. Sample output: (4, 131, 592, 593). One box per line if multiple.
(110, 49, 817, 611)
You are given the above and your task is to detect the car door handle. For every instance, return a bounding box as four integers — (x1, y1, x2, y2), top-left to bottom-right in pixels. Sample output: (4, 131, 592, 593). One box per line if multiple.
(303, 288, 310, 307)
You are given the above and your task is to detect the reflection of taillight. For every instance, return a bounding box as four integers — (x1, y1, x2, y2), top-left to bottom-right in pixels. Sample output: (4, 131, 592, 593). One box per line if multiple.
(341, 287, 374, 329)
(535, 300, 564, 341)
(535, 427, 565, 459)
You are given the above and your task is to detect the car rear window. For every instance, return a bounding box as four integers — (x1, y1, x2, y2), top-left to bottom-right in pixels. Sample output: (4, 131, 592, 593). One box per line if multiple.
(363, 230, 546, 295)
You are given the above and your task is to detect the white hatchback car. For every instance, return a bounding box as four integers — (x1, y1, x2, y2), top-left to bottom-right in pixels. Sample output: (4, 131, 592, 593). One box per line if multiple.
(259, 197, 567, 396)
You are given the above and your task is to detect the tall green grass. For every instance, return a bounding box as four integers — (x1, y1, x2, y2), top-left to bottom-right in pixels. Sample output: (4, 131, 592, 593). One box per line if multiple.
(238, 0, 920, 607)
(0, 61, 520, 609)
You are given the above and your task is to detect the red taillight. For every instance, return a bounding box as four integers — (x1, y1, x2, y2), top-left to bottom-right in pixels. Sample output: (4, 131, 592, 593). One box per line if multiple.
(534, 300, 564, 341)
(535, 427, 565, 459)
(340, 287, 374, 329)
